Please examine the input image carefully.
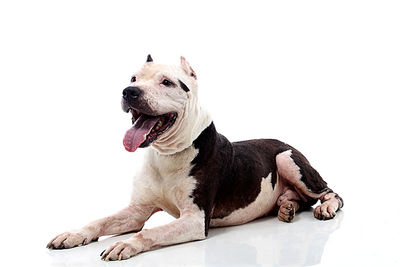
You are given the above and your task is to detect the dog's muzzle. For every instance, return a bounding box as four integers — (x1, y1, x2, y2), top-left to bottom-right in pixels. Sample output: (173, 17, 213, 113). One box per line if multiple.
(121, 86, 177, 153)
(121, 86, 150, 114)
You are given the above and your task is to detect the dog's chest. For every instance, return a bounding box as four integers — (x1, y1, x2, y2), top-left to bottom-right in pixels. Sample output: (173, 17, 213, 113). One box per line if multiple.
(147, 146, 199, 217)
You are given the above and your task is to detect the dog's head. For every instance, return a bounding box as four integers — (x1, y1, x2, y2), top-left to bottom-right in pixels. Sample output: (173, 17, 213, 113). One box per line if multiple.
(122, 55, 211, 154)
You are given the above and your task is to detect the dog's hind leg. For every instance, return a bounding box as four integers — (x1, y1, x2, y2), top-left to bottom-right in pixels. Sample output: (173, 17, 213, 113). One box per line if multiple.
(276, 149, 343, 221)
(277, 189, 301, 223)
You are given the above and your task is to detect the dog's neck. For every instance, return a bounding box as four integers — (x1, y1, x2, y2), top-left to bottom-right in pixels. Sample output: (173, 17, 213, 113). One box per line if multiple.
(151, 99, 212, 155)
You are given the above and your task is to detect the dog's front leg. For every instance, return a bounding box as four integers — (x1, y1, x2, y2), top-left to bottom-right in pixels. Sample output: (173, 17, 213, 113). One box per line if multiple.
(101, 211, 206, 261)
(47, 205, 154, 249)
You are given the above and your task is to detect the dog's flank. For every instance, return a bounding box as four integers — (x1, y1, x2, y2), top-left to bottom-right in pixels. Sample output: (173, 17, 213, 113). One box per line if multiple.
(189, 122, 340, 232)
(47, 55, 343, 261)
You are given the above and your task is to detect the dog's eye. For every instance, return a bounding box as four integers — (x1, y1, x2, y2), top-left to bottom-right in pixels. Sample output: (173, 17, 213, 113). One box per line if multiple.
(162, 79, 173, 87)
(131, 76, 136, 83)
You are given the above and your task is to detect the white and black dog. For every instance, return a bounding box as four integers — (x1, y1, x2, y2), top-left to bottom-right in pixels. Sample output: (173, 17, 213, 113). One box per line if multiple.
(47, 55, 343, 261)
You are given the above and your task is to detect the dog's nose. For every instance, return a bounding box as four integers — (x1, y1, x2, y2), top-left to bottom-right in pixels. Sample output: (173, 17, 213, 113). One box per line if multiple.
(123, 86, 142, 100)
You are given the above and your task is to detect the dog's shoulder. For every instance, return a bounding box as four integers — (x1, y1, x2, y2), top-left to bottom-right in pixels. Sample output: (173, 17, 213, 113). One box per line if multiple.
(190, 122, 233, 175)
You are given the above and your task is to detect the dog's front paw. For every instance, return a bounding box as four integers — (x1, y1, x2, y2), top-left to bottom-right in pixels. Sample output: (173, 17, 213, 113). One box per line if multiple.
(47, 230, 97, 249)
(101, 239, 142, 261)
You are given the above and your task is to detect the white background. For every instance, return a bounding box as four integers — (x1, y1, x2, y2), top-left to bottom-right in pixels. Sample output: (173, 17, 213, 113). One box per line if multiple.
(1, 1, 399, 266)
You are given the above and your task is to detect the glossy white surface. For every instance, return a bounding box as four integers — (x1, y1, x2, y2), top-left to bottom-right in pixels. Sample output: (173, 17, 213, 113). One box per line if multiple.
(23, 204, 400, 266)
(47, 211, 344, 267)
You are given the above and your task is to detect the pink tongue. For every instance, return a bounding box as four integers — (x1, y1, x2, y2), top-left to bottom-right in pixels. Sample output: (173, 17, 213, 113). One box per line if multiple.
(123, 115, 159, 152)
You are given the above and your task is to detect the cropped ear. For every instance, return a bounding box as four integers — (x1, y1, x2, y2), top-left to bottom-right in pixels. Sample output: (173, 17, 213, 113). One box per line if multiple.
(180, 56, 197, 79)
(146, 54, 153, 62)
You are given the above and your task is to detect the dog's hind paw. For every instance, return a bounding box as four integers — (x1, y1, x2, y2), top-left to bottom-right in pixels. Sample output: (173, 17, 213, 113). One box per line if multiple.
(314, 192, 342, 220)
(278, 201, 297, 223)
(314, 203, 337, 220)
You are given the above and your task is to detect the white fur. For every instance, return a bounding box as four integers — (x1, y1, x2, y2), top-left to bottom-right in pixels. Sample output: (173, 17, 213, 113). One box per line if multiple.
(210, 173, 281, 227)
(131, 61, 212, 154)
(48, 144, 208, 259)
(313, 192, 341, 219)
(99, 145, 206, 260)
(48, 57, 342, 261)
(131, 145, 202, 218)
(48, 58, 210, 260)
(277, 188, 300, 206)
(46, 205, 153, 249)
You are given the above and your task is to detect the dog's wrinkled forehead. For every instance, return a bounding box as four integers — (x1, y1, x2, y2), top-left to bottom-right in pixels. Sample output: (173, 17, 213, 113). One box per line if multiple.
(124, 56, 199, 116)
(133, 55, 198, 94)
(138, 64, 184, 82)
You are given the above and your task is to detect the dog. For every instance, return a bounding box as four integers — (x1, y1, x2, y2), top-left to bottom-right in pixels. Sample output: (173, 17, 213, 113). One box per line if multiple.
(47, 55, 343, 261)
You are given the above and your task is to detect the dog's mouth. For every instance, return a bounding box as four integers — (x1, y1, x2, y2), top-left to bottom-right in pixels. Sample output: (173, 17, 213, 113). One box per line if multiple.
(123, 108, 177, 152)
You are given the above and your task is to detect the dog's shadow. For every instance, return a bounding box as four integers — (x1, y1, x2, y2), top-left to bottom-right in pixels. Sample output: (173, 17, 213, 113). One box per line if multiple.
(47, 209, 343, 267)
(204, 209, 343, 266)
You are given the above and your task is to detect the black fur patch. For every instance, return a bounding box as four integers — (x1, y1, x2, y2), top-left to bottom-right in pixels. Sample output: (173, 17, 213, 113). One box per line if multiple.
(290, 150, 328, 194)
(189, 122, 331, 235)
(146, 54, 153, 62)
(178, 80, 190, 92)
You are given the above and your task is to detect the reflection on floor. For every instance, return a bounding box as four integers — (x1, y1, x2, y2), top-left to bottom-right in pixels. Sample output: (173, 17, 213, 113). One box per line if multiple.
(47, 209, 343, 267)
